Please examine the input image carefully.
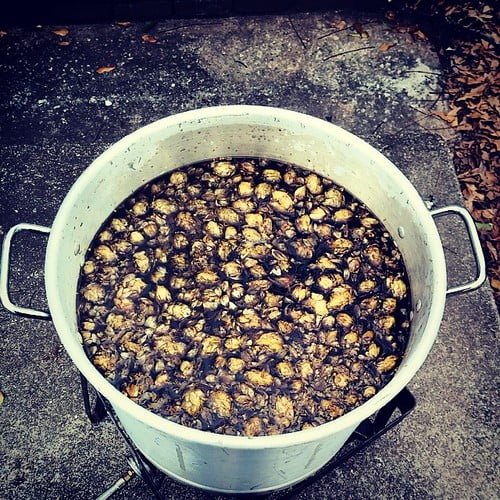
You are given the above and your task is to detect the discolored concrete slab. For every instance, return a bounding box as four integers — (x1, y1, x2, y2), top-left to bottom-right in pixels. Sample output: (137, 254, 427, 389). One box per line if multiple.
(0, 11, 498, 500)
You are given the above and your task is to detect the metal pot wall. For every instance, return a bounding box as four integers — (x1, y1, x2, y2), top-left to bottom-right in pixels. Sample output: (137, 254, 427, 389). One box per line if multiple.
(0, 106, 486, 493)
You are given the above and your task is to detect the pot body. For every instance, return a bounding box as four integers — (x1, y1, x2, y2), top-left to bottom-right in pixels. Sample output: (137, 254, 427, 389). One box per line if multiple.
(44, 106, 447, 493)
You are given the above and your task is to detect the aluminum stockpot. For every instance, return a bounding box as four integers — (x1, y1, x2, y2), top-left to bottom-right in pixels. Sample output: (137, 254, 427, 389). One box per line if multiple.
(0, 106, 486, 493)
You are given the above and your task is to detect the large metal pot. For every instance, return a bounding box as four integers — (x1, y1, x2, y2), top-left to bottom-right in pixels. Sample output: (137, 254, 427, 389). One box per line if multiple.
(0, 106, 486, 493)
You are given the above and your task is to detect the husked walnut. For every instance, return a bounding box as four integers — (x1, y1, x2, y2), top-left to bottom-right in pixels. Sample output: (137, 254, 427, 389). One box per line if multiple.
(210, 390, 232, 417)
(152, 198, 177, 215)
(182, 388, 205, 416)
(244, 416, 262, 436)
(83, 283, 106, 303)
(377, 355, 398, 373)
(246, 370, 274, 386)
(213, 161, 235, 177)
(270, 190, 294, 213)
(256, 332, 284, 352)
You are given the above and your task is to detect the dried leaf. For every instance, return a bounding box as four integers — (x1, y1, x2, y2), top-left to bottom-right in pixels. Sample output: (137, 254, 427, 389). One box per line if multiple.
(116, 21, 131, 27)
(141, 34, 158, 44)
(491, 278, 500, 291)
(52, 28, 69, 37)
(385, 10, 396, 21)
(412, 29, 428, 41)
(96, 66, 115, 74)
(333, 20, 347, 30)
(379, 42, 396, 52)
(0, 391, 4, 406)
(58, 40, 71, 46)
(0, 31, 7, 38)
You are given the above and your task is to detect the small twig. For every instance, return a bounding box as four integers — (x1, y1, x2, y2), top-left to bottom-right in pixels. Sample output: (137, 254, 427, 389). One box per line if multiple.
(403, 70, 443, 76)
(323, 45, 375, 61)
(317, 25, 352, 40)
(371, 121, 386, 136)
(234, 60, 247, 68)
(288, 16, 307, 51)
(158, 22, 224, 34)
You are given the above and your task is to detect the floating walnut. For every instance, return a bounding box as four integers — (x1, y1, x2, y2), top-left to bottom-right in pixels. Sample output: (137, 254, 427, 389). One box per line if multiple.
(77, 157, 411, 436)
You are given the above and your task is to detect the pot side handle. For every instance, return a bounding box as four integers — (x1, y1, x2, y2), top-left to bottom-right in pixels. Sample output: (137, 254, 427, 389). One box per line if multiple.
(0, 223, 52, 320)
(430, 205, 487, 296)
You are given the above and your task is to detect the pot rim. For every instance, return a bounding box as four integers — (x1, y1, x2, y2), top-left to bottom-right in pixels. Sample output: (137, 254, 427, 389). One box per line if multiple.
(45, 105, 447, 449)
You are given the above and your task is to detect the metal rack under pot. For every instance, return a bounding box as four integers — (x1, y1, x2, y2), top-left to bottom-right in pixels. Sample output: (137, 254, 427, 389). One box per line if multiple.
(80, 375, 416, 499)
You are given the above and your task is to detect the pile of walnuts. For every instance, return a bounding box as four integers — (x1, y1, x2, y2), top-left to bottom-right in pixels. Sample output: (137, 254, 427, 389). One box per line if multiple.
(78, 158, 411, 436)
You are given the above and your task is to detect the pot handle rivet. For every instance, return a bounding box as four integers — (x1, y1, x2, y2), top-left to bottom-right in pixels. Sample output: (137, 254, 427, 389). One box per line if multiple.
(0, 223, 52, 319)
(430, 205, 487, 296)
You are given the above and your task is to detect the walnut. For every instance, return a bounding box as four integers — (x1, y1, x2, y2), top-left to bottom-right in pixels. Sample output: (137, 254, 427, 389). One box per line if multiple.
(132, 201, 148, 216)
(305, 173, 322, 194)
(205, 221, 222, 238)
(129, 231, 145, 245)
(309, 207, 327, 221)
(377, 355, 398, 373)
(256, 332, 284, 352)
(255, 182, 272, 199)
(201, 336, 221, 355)
(367, 343, 381, 358)
(95, 245, 117, 263)
(82, 283, 105, 303)
(237, 309, 262, 329)
(246, 370, 273, 386)
(333, 208, 353, 222)
(170, 170, 188, 185)
(152, 199, 177, 215)
(328, 285, 354, 310)
(218, 207, 240, 224)
(262, 169, 281, 183)
(387, 276, 407, 299)
(196, 270, 219, 285)
(270, 190, 294, 213)
(233, 198, 256, 213)
(276, 361, 294, 378)
(238, 181, 254, 197)
(366, 245, 382, 267)
(228, 357, 245, 373)
(245, 213, 264, 227)
(133, 251, 150, 273)
(166, 303, 192, 320)
(296, 214, 312, 233)
(274, 396, 294, 428)
(324, 188, 344, 207)
(330, 238, 353, 255)
(176, 211, 197, 232)
(182, 388, 205, 416)
(210, 390, 232, 417)
(213, 161, 235, 177)
(243, 416, 262, 436)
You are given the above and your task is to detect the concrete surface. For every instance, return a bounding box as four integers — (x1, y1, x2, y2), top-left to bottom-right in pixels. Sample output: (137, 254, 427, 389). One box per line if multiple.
(1, 11, 498, 500)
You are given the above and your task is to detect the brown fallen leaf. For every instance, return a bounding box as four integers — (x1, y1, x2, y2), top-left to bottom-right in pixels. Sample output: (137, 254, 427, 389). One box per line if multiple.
(411, 29, 428, 41)
(52, 27, 69, 37)
(379, 42, 396, 52)
(96, 66, 116, 74)
(0, 31, 7, 38)
(0, 391, 4, 406)
(333, 20, 347, 30)
(58, 40, 71, 46)
(116, 21, 131, 27)
(142, 34, 158, 44)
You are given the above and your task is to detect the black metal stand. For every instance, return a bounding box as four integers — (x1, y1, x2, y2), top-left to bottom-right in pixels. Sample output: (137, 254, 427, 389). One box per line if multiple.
(80, 375, 415, 500)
